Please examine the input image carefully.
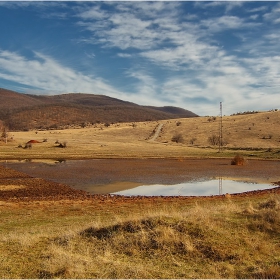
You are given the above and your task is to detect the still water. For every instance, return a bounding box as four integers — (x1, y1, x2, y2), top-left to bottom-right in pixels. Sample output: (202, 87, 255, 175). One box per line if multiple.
(111, 179, 273, 196)
(1, 159, 278, 196)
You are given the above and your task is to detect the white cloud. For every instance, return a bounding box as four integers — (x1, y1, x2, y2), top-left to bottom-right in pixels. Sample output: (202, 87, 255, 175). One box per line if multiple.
(77, 6, 107, 20)
(263, 3, 280, 24)
(75, 2, 182, 51)
(1, 2, 280, 116)
(0, 49, 127, 98)
(194, 1, 244, 13)
(52, 2, 280, 114)
(117, 53, 132, 58)
(249, 14, 259, 20)
(247, 6, 268, 13)
(0, 1, 67, 10)
(200, 15, 260, 33)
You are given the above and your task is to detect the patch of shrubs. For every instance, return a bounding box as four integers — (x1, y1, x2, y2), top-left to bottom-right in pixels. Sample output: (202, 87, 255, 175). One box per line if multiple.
(55, 141, 67, 148)
(171, 133, 184, 144)
(207, 116, 216, 122)
(208, 135, 220, 146)
(231, 111, 259, 116)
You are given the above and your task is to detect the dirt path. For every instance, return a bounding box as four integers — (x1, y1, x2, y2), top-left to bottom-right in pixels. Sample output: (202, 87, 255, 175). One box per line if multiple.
(149, 123, 164, 141)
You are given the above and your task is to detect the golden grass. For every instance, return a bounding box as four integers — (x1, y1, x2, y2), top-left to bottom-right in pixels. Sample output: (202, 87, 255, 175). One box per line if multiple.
(0, 184, 26, 190)
(0, 111, 279, 278)
(0, 195, 279, 278)
(1, 110, 280, 160)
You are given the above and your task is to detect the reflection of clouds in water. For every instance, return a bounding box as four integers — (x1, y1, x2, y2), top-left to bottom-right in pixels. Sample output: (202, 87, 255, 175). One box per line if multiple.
(1, 160, 277, 196)
(113, 180, 274, 196)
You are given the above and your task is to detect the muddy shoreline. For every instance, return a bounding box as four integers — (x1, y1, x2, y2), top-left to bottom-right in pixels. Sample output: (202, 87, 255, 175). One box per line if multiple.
(0, 158, 280, 203)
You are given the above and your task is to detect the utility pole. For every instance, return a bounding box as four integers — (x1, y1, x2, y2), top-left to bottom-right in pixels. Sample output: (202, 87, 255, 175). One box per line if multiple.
(219, 102, 223, 152)
(218, 102, 223, 194)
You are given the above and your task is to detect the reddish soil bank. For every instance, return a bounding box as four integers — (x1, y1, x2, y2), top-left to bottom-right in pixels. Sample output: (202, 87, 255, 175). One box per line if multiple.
(0, 159, 279, 203)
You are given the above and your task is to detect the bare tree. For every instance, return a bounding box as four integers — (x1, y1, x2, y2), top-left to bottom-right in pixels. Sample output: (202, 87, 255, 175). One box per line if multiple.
(208, 134, 220, 146)
(1, 126, 8, 143)
(190, 137, 197, 145)
(171, 133, 184, 143)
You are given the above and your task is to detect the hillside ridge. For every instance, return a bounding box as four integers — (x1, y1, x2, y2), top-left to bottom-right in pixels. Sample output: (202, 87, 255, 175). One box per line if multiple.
(0, 88, 198, 131)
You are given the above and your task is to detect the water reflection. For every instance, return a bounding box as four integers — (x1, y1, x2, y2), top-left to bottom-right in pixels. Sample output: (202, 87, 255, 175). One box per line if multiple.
(0, 159, 278, 196)
(219, 177, 224, 195)
(112, 178, 274, 196)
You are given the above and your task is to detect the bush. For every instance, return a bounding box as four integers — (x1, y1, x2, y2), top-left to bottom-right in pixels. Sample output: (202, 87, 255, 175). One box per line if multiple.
(207, 117, 216, 122)
(54, 141, 67, 148)
(231, 154, 247, 166)
(208, 135, 220, 146)
(23, 143, 32, 149)
(190, 137, 197, 145)
(208, 135, 227, 146)
(171, 134, 184, 143)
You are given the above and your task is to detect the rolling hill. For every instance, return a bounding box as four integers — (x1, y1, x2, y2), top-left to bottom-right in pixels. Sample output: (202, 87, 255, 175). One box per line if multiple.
(0, 88, 198, 131)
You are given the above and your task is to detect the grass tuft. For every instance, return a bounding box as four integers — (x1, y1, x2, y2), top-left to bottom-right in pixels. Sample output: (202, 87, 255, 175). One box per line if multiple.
(1, 196, 280, 278)
(259, 197, 279, 210)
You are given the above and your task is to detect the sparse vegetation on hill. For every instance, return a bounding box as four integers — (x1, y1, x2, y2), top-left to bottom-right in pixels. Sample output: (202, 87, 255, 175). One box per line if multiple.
(155, 110, 280, 151)
(231, 110, 260, 116)
(171, 133, 184, 143)
(0, 110, 279, 160)
(0, 88, 198, 131)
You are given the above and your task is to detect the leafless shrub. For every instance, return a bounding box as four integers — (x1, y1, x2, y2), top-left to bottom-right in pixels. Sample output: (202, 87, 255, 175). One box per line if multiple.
(208, 134, 220, 146)
(24, 143, 32, 149)
(55, 141, 67, 148)
(190, 137, 197, 145)
(207, 117, 216, 122)
(171, 134, 184, 143)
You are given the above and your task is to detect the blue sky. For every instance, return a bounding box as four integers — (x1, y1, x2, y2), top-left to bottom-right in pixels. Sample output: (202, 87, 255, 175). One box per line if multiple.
(0, 1, 279, 116)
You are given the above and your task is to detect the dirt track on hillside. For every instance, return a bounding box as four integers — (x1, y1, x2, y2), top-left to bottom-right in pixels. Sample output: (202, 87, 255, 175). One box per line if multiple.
(0, 159, 280, 204)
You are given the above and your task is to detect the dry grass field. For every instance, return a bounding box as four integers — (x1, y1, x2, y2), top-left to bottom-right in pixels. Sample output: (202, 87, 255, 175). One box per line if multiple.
(1, 110, 280, 279)
(0, 193, 279, 279)
(0, 110, 280, 160)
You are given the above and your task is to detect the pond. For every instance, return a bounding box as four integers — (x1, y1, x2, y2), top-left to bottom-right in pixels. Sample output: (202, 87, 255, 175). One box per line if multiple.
(112, 179, 275, 196)
(1, 158, 279, 196)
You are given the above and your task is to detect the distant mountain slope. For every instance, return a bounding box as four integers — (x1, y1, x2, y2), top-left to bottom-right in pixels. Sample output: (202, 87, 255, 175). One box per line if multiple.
(0, 88, 44, 109)
(146, 106, 197, 117)
(0, 88, 134, 108)
(0, 88, 198, 131)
